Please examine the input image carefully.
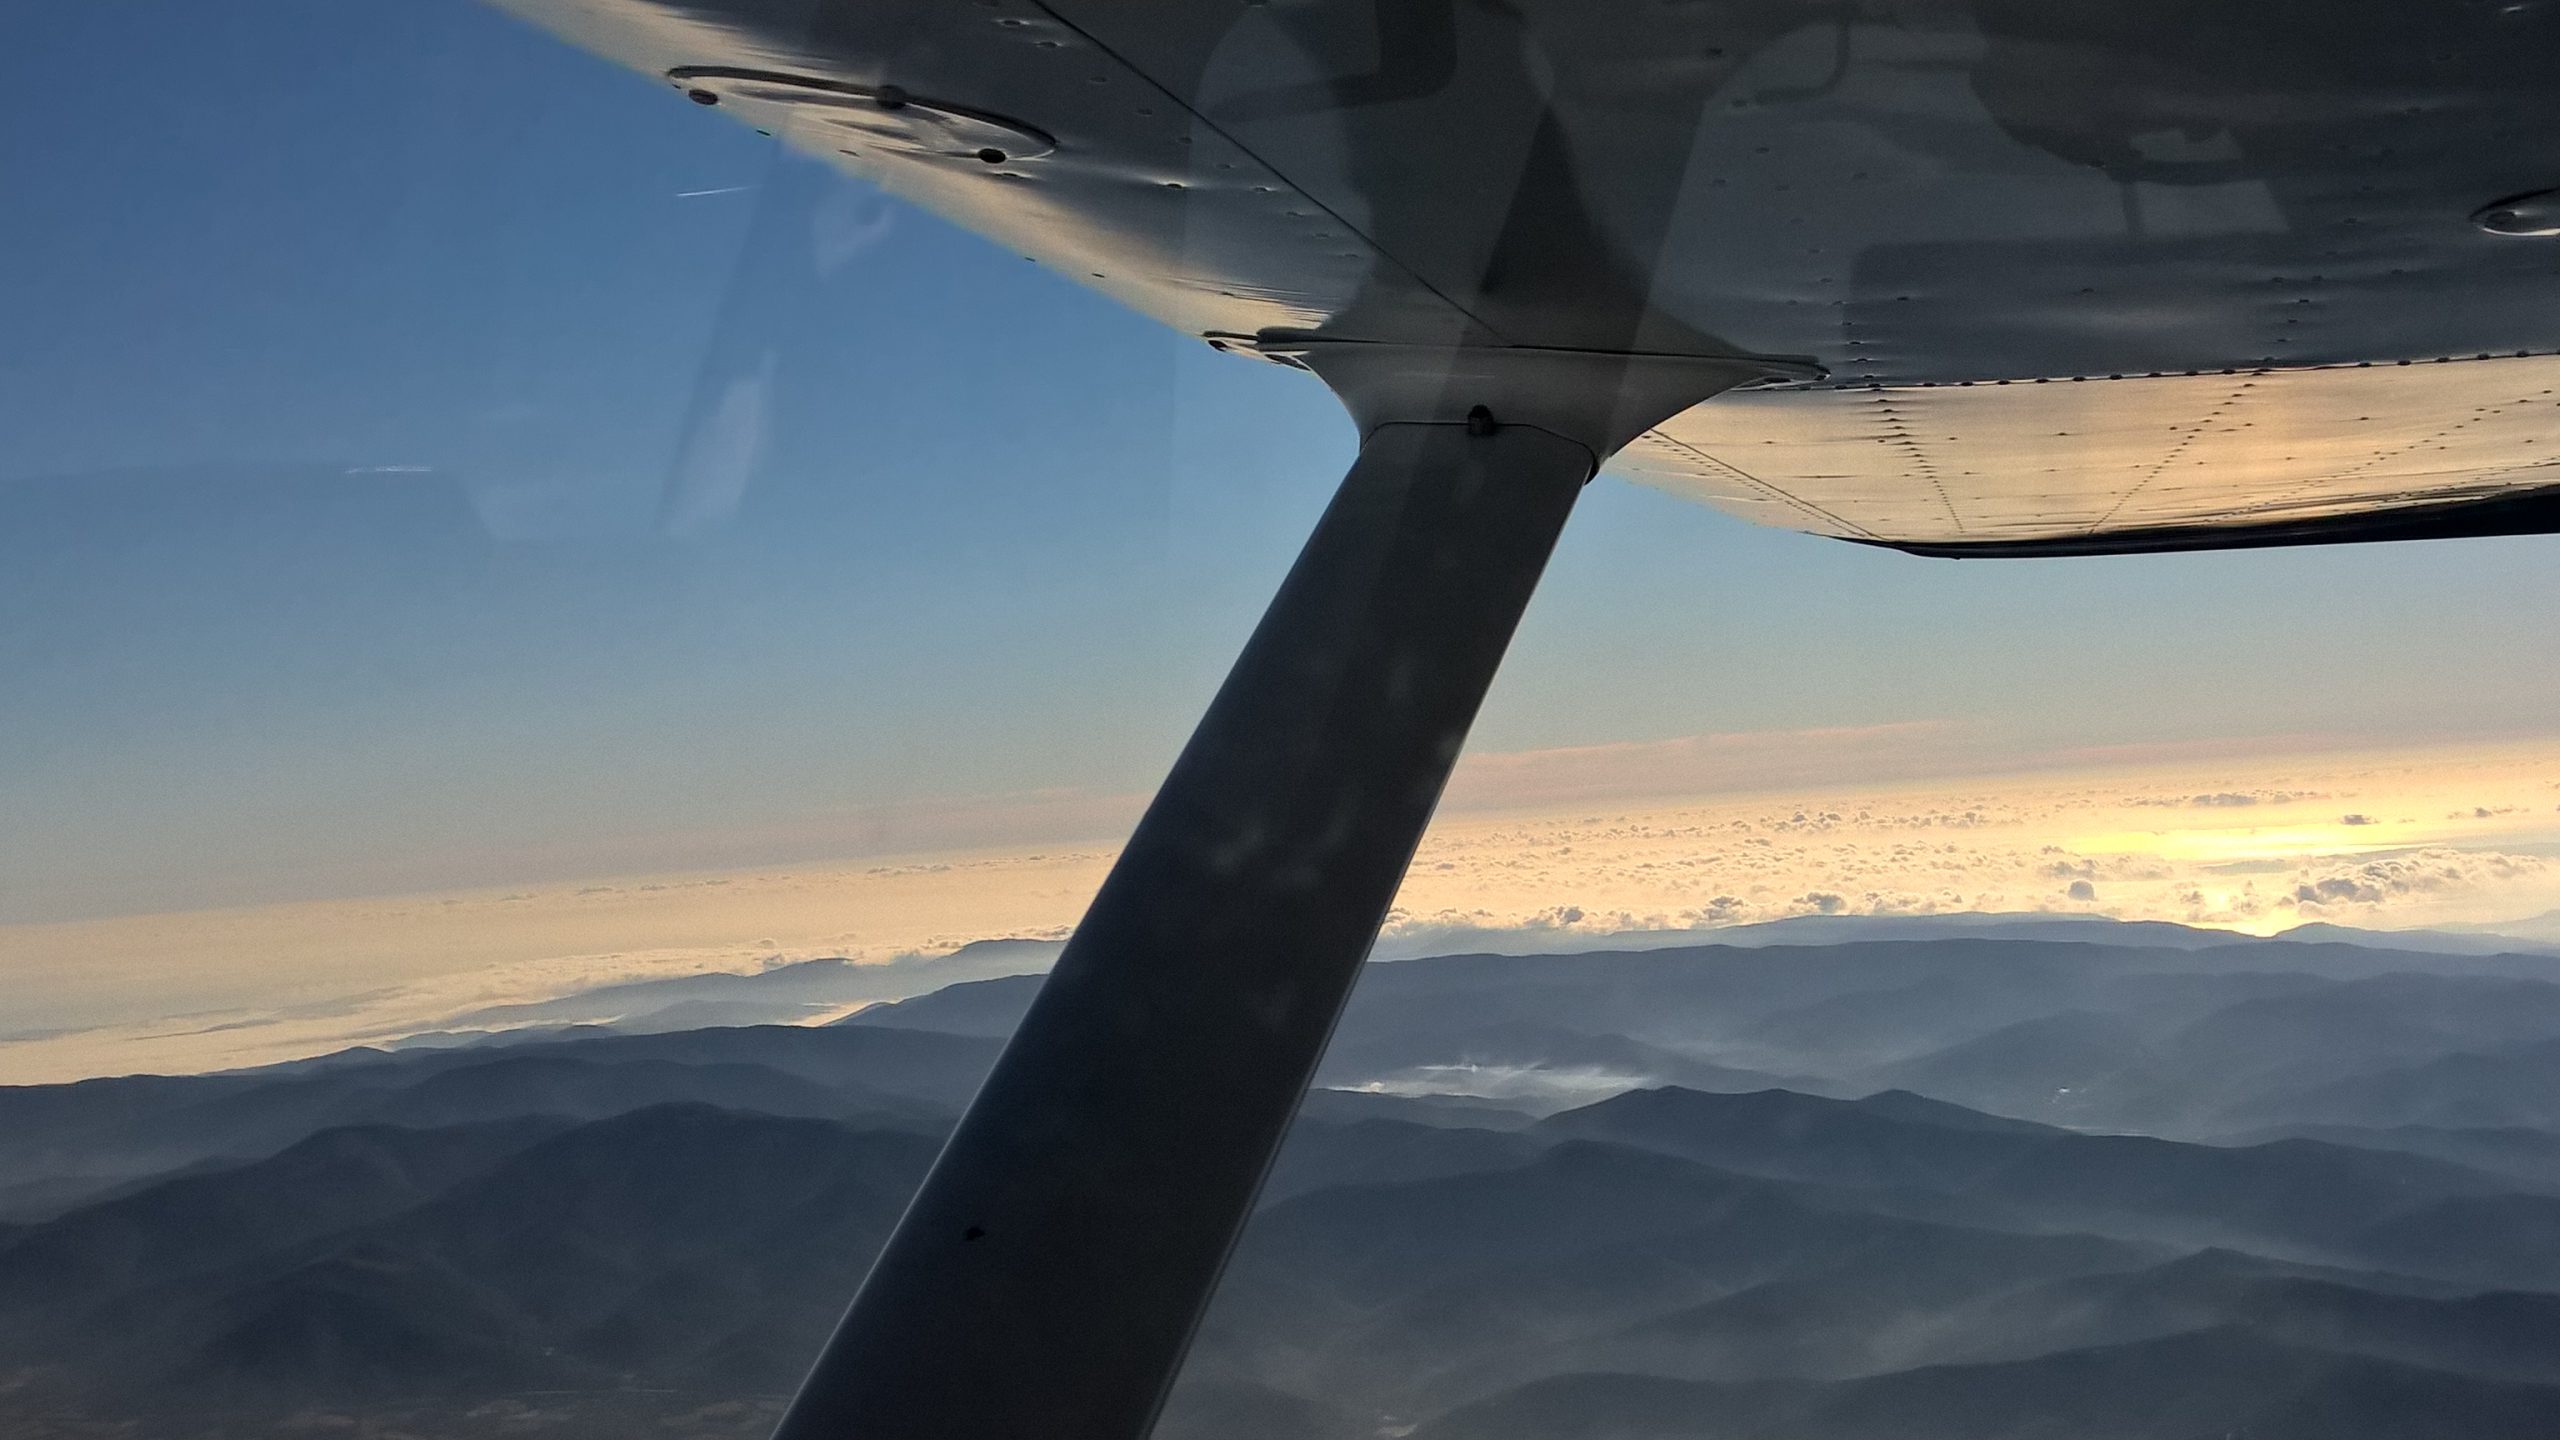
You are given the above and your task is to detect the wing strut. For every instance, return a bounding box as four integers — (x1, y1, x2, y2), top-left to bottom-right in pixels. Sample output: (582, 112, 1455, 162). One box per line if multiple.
(775, 349, 1784, 1440)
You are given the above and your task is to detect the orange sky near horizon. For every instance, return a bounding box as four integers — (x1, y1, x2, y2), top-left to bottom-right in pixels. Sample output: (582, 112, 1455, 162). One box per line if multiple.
(4, 731, 2557, 1084)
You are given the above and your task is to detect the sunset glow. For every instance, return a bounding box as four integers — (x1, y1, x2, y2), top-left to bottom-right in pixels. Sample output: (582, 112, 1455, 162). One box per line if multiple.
(8, 733, 2553, 1084)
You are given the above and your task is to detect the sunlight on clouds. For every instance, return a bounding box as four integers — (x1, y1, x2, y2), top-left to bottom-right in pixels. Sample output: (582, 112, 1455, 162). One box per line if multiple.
(2072, 823, 2409, 865)
(1388, 741, 2560, 942)
(3, 735, 2556, 1082)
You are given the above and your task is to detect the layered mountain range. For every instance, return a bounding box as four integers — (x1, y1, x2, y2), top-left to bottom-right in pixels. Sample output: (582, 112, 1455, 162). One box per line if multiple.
(7, 918, 2560, 1438)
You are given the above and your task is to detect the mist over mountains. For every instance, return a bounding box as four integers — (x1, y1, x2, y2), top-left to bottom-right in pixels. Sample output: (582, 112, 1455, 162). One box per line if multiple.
(8, 917, 2560, 1437)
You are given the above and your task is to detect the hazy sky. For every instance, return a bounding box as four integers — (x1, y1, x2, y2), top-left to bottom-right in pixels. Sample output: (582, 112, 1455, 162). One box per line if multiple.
(6, 5, 2560, 970)
(8, 736, 2559, 1082)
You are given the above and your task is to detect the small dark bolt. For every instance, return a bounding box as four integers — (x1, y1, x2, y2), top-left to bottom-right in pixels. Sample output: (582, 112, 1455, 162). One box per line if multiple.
(962, 1225, 988, 1242)
(685, 89, 718, 106)
(977, 148, 1007, 164)
(1465, 405, 1499, 437)
(875, 84, 910, 110)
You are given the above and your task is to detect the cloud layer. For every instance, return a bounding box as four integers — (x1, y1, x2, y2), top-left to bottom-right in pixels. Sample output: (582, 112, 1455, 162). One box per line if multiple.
(4, 737, 2556, 1082)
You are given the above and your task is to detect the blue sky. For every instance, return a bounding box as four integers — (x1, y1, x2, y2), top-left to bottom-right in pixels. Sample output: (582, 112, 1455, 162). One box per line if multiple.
(6, 0, 2560, 926)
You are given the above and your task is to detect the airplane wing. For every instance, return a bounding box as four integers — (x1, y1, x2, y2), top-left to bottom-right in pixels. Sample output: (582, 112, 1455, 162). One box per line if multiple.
(477, 7, 2560, 1439)
(495, 0, 2560, 554)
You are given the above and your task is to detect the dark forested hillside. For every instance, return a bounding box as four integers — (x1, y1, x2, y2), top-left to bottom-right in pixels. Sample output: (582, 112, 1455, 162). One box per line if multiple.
(9, 923, 2560, 1438)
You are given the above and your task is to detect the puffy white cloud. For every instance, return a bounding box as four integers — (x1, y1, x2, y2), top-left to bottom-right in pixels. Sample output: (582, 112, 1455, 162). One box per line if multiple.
(2128, 790, 2327, 809)
(2282, 848, 2547, 912)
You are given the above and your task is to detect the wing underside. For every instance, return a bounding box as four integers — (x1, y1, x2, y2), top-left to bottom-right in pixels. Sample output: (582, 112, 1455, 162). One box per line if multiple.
(1625, 358, 2560, 554)
(495, 0, 2560, 553)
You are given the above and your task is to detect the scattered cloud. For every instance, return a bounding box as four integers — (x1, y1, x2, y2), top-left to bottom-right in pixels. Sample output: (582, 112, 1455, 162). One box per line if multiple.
(8, 738, 2558, 1083)
(2130, 790, 2326, 809)
(2283, 848, 2548, 912)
